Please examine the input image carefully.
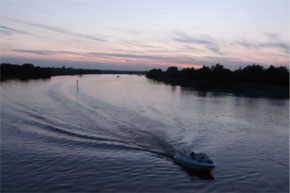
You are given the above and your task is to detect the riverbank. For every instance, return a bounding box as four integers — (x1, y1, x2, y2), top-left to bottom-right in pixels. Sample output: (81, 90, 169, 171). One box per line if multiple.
(146, 64, 289, 98)
(0, 63, 145, 81)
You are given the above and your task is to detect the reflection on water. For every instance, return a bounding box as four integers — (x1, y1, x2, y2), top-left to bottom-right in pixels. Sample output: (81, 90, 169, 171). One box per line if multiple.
(1, 75, 289, 193)
(184, 169, 215, 181)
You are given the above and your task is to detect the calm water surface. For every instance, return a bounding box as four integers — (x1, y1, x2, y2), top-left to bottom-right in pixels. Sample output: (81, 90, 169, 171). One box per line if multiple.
(1, 75, 289, 193)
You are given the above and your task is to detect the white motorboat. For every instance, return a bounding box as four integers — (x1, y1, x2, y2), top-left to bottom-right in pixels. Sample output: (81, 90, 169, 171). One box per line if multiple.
(174, 152, 216, 172)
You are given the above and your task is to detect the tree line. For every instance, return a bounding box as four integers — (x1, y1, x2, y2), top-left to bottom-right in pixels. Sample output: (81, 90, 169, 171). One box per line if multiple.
(0, 63, 102, 81)
(146, 64, 289, 97)
(1, 63, 147, 81)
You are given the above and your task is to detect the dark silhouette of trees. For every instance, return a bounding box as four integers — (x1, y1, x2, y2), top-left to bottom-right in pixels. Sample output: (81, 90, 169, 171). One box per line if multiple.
(1, 63, 145, 81)
(50, 66, 101, 76)
(146, 64, 289, 98)
(0, 63, 102, 81)
(1, 63, 51, 80)
(232, 64, 289, 86)
(167, 66, 178, 74)
(211, 64, 232, 83)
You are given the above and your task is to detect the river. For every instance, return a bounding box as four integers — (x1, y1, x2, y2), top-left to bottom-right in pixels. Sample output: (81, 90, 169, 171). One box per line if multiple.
(1, 75, 289, 192)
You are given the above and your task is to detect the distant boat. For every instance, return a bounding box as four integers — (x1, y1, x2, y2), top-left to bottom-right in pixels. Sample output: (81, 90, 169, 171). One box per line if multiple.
(174, 152, 216, 172)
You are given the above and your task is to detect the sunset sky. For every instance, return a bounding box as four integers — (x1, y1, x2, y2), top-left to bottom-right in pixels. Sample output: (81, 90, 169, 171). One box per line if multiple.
(1, 0, 289, 70)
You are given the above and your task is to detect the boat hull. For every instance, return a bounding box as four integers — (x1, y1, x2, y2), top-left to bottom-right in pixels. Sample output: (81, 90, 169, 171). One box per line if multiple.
(174, 154, 215, 172)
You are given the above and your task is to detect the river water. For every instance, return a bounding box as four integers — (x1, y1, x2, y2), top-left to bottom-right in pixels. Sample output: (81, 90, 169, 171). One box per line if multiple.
(1, 75, 289, 193)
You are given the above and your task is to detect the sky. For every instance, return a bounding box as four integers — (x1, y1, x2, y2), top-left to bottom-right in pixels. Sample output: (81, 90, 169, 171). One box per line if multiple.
(0, 0, 289, 70)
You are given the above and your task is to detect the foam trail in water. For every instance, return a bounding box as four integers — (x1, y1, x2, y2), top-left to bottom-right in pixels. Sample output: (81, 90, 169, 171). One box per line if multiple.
(8, 79, 186, 161)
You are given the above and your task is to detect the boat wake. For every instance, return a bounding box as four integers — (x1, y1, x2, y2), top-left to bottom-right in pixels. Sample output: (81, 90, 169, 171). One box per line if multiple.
(4, 80, 192, 164)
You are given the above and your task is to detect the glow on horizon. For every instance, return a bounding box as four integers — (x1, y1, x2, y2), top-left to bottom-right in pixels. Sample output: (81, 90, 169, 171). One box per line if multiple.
(0, 0, 289, 70)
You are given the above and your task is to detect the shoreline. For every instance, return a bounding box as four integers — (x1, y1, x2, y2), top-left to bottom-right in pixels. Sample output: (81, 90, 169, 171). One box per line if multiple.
(0, 63, 146, 81)
(146, 65, 289, 99)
